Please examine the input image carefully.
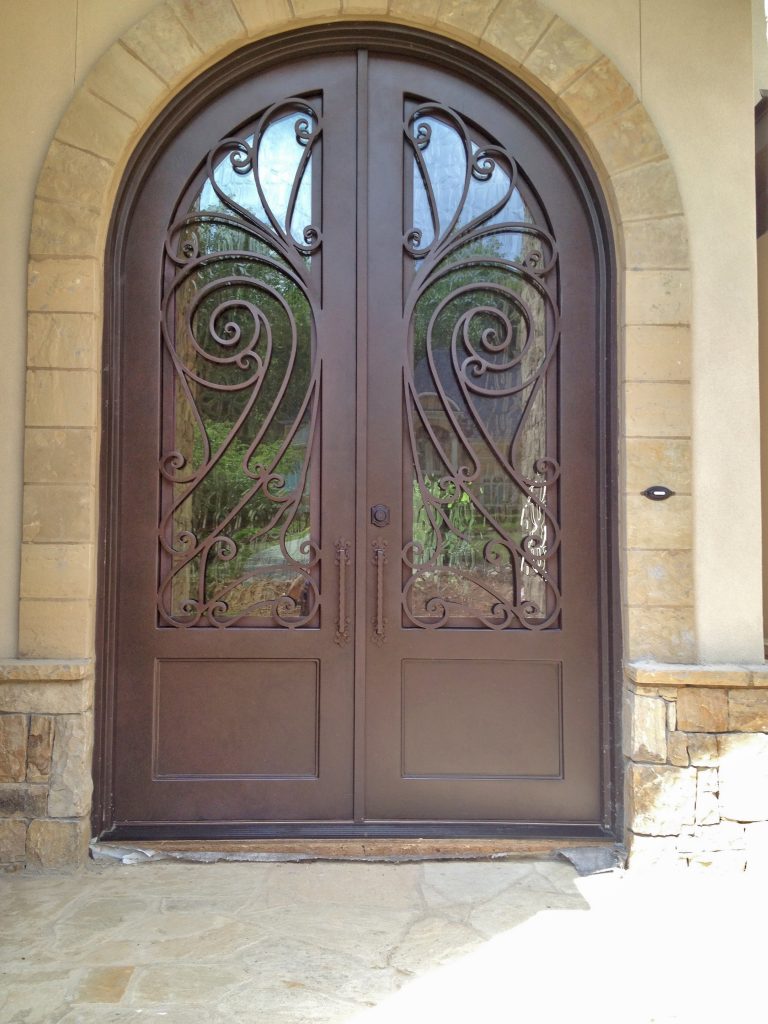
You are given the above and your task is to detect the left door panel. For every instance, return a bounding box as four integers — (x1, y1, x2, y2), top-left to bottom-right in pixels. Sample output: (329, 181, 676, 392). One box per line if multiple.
(110, 55, 358, 830)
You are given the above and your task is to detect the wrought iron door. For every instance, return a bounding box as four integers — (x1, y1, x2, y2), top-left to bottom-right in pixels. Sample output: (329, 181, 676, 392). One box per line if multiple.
(102, 42, 611, 838)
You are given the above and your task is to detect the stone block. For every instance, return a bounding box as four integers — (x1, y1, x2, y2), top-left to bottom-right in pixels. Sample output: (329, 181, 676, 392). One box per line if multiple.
(36, 141, 113, 209)
(626, 833, 685, 870)
(0, 716, 28, 783)
(728, 691, 768, 732)
(0, 660, 90, 681)
(30, 199, 100, 259)
(626, 269, 691, 327)
(625, 381, 691, 438)
(624, 325, 691, 383)
(233, 0, 293, 34)
(677, 688, 728, 732)
(626, 663, 750, 688)
(72, 966, 135, 1004)
(589, 104, 665, 174)
(26, 818, 90, 869)
(667, 732, 689, 767)
(687, 733, 719, 767)
(745, 821, 768, 872)
(0, 820, 27, 864)
(436, 0, 496, 42)
(628, 693, 667, 763)
(25, 370, 97, 430)
(665, 699, 676, 732)
(28, 258, 97, 314)
(559, 57, 636, 127)
(18, 601, 94, 660)
(695, 768, 719, 826)
(611, 159, 683, 222)
(27, 716, 55, 782)
(751, 665, 768, 687)
(389, 0, 439, 26)
(20, 544, 94, 601)
(0, 784, 48, 818)
(48, 714, 93, 818)
(87, 44, 166, 122)
(0, 680, 92, 715)
(24, 429, 95, 486)
(57, 90, 136, 163)
(523, 17, 600, 94)
(171, 0, 246, 50)
(482, 0, 553, 64)
(625, 606, 695, 663)
(626, 270, 691, 327)
(625, 438, 691, 495)
(625, 495, 691, 551)
(718, 733, 768, 822)
(27, 314, 97, 371)
(628, 762, 696, 835)
(122, 4, 202, 85)
(634, 685, 679, 700)
(626, 549, 692, 607)
(22, 484, 93, 543)
(624, 216, 689, 271)
(677, 821, 746, 854)
(687, 850, 747, 872)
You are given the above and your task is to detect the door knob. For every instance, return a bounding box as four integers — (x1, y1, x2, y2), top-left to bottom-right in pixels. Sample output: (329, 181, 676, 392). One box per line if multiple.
(371, 504, 390, 527)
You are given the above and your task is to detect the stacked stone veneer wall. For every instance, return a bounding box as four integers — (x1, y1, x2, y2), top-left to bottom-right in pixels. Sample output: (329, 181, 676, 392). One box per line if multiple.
(0, 662, 92, 870)
(626, 663, 768, 869)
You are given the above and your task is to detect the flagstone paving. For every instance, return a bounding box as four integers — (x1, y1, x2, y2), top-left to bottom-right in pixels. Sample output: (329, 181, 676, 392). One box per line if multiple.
(1, 857, 765, 1023)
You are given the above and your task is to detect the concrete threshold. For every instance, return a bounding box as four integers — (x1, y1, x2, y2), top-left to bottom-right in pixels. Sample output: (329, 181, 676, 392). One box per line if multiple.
(91, 837, 622, 873)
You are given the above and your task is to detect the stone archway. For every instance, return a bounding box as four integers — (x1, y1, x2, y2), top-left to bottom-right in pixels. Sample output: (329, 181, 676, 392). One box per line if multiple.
(15, 0, 693, 864)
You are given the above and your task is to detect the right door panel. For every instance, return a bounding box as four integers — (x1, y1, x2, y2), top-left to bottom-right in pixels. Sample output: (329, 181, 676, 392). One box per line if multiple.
(363, 55, 604, 825)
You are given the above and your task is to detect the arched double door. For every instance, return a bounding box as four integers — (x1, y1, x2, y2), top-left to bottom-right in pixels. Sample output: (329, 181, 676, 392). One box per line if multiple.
(100, 38, 614, 839)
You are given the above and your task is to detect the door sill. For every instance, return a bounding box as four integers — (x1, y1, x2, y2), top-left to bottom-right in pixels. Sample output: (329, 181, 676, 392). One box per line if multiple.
(91, 836, 616, 865)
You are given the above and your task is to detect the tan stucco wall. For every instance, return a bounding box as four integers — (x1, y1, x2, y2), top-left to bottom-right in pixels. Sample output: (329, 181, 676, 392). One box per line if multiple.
(759, 231, 768, 646)
(0, 0, 763, 661)
(0, 0, 160, 658)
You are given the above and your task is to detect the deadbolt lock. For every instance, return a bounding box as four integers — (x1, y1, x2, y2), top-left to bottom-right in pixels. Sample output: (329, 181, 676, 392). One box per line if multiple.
(371, 504, 390, 527)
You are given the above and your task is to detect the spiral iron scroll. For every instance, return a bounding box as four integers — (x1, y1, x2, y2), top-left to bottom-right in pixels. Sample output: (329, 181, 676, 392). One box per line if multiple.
(158, 99, 322, 628)
(402, 102, 561, 630)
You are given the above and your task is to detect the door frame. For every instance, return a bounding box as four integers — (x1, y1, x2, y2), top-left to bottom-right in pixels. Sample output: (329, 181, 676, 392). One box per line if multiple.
(93, 23, 621, 842)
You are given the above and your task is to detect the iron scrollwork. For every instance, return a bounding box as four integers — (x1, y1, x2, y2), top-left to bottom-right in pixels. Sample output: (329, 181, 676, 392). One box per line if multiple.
(158, 98, 323, 628)
(402, 102, 561, 630)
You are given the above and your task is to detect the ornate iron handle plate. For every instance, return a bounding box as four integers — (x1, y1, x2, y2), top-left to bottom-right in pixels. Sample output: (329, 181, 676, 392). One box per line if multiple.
(334, 539, 350, 646)
(372, 540, 387, 644)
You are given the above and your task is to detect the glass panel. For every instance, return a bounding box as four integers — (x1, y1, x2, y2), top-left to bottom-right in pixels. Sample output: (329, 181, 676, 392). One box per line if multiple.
(199, 115, 314, 246)
(403, 104, 560, 630)
(158, 99, 322, 628)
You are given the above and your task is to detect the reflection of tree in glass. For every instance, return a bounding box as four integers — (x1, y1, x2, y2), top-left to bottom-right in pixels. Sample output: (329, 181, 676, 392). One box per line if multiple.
(410, 234, 548, 564)
(170, 217, 315, 615)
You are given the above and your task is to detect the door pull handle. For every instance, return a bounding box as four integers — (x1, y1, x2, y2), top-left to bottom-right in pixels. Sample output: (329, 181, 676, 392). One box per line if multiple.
(372, 539, 387, 644)
(334, 539, 351, 646)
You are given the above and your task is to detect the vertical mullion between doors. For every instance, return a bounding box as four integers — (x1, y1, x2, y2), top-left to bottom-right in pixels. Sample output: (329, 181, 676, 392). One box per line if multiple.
(353, 49, 369, 822)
